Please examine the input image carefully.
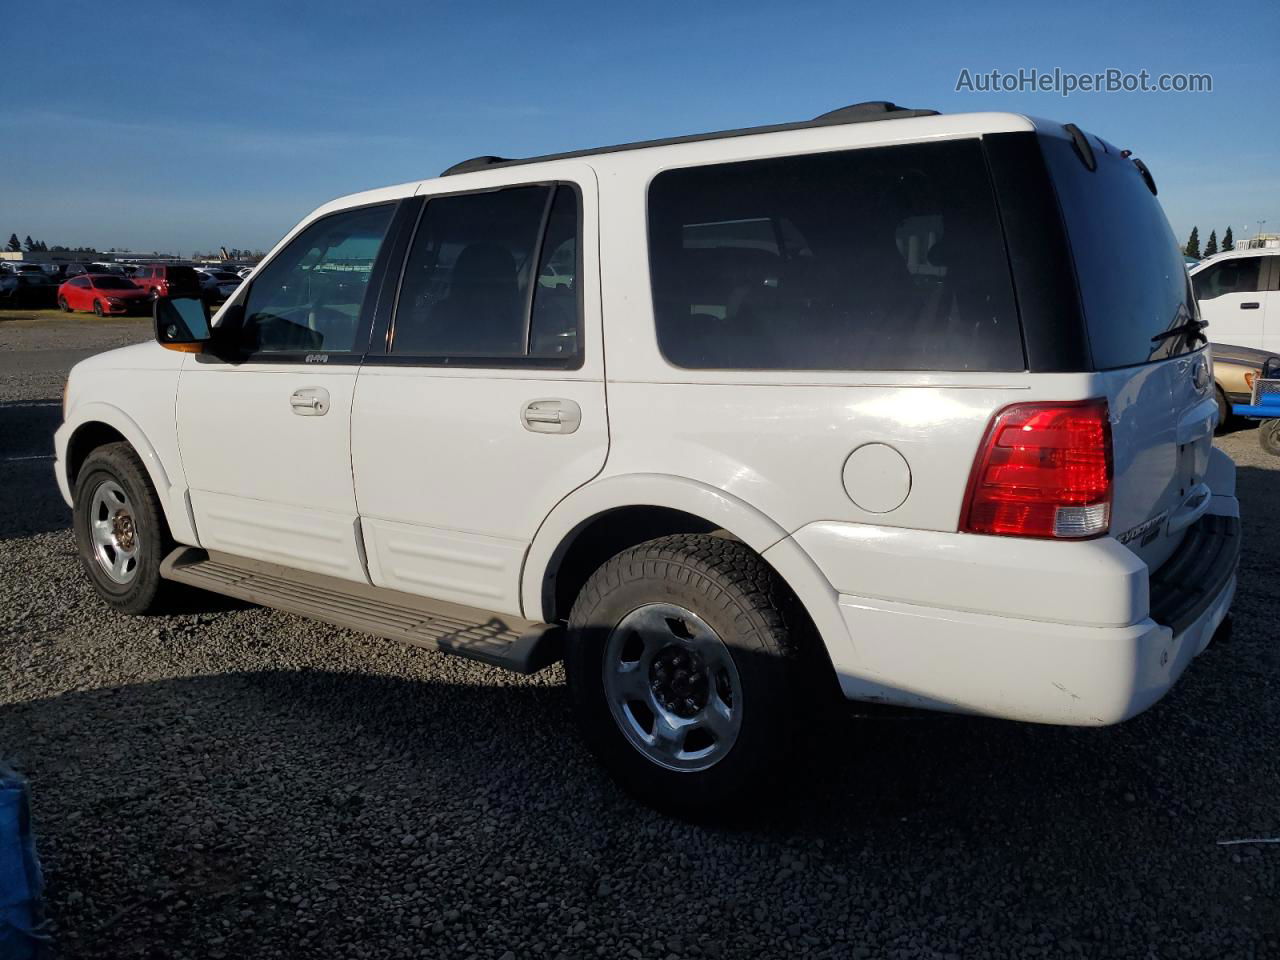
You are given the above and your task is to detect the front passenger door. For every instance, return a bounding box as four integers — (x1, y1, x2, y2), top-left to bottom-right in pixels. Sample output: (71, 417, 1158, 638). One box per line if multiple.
(176, 202, 398, 582)
(1194, 254, 1267, 349)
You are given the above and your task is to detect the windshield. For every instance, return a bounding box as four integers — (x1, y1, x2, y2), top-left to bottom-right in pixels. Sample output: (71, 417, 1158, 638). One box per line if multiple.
(93, 276, 136, 290)
(1041, 135, 1195, 369)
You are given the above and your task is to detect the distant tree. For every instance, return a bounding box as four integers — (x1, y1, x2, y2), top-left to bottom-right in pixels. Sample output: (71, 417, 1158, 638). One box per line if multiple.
(1204, 230, 1218, 257)
(1184, 226, 1200, 259)
(1223, 226, 1234, 252)
(23, 235, 35, 252)
(6, 233, 20, 252)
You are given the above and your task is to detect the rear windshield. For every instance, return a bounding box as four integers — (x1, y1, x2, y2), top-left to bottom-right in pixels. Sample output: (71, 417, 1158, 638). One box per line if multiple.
(166, 266, 201, 290)
(647, 139, 1025, 372)
(1040, 136, 1195, 369)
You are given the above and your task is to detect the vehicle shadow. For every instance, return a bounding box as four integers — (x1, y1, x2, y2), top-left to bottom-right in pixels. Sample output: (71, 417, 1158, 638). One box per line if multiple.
(3, 630, 1275, 956)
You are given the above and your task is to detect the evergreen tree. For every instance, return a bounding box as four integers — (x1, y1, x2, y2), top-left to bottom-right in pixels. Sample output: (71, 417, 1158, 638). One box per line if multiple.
(6, 233, 20, 252)
(1223, 226, 1234, 252)
(1184, 226, 1200, 259)
(1204, 230, 1218, 257)
(23, 235, 35, 252)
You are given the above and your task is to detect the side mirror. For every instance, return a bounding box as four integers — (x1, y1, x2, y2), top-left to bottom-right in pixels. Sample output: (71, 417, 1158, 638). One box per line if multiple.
(154, 296, 211, 353)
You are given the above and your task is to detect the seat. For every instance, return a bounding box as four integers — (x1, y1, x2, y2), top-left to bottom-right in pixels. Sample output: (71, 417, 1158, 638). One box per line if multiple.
(423, 243, 525, 356)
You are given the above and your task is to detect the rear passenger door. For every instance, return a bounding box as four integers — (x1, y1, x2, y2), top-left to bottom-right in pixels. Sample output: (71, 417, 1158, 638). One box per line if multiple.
(351, 168, 606, 616)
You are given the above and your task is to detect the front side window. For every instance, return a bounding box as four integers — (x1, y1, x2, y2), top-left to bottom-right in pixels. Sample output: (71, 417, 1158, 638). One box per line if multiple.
(238, 203, 394, 355)
(390, 184, 582, 364)
(1193, 257, 1263, 300)
(647, 140, 1024, 372)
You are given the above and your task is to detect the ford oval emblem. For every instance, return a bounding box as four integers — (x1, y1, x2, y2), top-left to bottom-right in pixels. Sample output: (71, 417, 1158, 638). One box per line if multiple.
(1192, 356, 1209, 392)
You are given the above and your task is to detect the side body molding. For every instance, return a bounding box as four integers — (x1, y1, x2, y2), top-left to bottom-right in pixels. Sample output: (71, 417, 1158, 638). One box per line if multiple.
(55, 401, 200, 546)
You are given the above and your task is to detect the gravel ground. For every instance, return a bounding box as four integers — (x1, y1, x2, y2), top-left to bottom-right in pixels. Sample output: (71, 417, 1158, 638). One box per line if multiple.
(1, 318, 1277, 959)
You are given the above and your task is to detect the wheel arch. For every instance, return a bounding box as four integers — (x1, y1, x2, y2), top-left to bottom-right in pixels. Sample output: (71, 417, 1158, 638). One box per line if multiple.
(523, 474, 788, 618)
(61, 403, 198, 544)
(525, 473, 858, 699)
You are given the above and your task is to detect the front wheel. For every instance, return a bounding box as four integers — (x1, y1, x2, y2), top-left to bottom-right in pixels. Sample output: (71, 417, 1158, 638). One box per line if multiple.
(58, 296, 72, 313)
(1261, 419, 1280, 457)
(92, 300, 104, 317)
(565, 534, 814, 818)
(72, 442, 177, 614)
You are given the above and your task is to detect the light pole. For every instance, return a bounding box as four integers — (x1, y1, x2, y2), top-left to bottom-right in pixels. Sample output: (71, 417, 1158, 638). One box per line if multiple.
(1256, 220, 1268, 249)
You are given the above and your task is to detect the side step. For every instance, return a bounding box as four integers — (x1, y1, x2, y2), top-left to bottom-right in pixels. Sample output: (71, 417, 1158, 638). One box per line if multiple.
(159, 547, 564, 674)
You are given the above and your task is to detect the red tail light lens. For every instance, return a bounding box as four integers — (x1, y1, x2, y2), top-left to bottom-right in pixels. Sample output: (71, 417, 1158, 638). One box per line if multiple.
(961, 399, 1112, 539)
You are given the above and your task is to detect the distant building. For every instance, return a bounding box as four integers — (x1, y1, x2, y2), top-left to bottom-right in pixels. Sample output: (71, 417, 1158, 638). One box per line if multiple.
(1241, 233, 1280, 250)
(0, 250, 115, 264)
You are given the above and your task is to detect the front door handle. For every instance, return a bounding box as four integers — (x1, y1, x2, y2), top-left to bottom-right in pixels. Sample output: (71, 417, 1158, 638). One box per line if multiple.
(1241, 302, 1261, 310)
(290, 387, 330, 416)
(521, 398, 582, 434)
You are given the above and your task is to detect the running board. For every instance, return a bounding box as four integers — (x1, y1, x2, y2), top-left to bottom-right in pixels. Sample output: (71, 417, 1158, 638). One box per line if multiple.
(159, 547, 563, 674)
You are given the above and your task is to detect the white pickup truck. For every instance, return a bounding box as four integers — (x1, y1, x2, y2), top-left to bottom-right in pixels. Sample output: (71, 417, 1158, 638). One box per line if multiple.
(55, 102, 1239, 816)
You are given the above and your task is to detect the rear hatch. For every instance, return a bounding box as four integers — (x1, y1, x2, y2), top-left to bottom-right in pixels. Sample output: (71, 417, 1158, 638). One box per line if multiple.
(1039, 130, 1217, 571)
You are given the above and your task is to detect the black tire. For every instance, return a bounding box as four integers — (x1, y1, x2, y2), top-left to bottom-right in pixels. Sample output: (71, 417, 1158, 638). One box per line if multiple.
(72, 442, 176, 614)
(58, 296, 72, 313)
(1261, 419, 1280, 457)
(92, 299, 104, 317)
(1215, 387, 1231, 432)
(565, 534, 815, 819)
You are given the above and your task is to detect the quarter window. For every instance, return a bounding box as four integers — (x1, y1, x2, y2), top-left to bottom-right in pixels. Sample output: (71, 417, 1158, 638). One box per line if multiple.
(1193, 257, 1263, 300)
(238, 203, 394, 355)
(390, 184, 582, 364)
(647, 140, 1024, 372)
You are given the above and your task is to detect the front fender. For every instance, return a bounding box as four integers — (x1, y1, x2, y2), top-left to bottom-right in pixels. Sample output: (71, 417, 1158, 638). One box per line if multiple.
(55, 401, 199, 545)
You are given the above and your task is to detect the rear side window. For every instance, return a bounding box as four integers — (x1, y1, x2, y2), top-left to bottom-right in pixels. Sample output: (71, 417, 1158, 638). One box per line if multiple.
(647, 139, 1024, 372)
(1040, 136, 1194, 369)
(390, 184, 582, 365)
(1192, 257, 1262, 300)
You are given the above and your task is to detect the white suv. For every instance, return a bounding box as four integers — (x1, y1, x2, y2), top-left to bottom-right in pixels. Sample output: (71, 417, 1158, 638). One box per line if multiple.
(54, 103, 1240, 816)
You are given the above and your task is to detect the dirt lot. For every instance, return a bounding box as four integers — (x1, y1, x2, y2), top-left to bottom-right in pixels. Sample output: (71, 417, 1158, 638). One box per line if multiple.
(1, 316, 1277, 959)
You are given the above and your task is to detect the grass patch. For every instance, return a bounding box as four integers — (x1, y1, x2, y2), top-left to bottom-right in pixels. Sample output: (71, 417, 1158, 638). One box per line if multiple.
(0, 307, 150, 325)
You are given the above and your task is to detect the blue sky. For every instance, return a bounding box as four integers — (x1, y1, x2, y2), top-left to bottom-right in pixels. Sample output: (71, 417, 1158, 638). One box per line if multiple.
(4, 0, 1276, 254)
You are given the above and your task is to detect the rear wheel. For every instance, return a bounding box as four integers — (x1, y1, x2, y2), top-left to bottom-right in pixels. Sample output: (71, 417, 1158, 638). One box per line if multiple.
(565, 534, 814, 819)
(1261, 419, 1280, 457)
(72, 442, 177, 614)
(92, 299, 104, 317)
(58, 296, 72, 312)
(1215, 387, 1231, 432)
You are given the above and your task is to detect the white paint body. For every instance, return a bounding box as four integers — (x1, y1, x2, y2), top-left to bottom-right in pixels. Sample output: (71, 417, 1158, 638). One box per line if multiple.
(1190, 249, 1279, 352)
(54, 111, 1238, 727)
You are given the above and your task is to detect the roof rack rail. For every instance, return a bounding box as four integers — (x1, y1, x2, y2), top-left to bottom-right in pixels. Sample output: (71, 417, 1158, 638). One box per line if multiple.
(439, 155, 514, 176)
(439, 100, 939, 177)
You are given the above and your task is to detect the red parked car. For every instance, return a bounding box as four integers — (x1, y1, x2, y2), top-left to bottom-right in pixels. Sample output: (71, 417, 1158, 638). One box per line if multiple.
(129, 264, 202, 299)
(57, 275, 152, 316)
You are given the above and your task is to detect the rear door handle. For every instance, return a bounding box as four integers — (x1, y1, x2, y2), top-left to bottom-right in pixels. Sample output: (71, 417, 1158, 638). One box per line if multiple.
(521, 399, 581, 434)
(1241, 302, 1261, 310)
(290, 387, 330, 416)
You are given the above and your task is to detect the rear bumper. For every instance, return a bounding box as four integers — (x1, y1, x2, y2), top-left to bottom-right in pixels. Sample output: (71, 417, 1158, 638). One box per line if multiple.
(793, 500, 1240, 726)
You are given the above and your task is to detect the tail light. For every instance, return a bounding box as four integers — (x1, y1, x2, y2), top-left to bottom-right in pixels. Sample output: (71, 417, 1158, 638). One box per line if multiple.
(1244, 372, 1256, 389)
(961, 399, 1112, 539)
